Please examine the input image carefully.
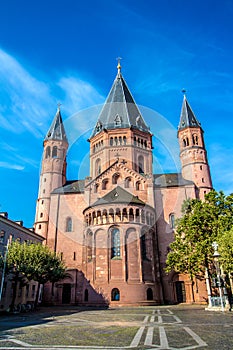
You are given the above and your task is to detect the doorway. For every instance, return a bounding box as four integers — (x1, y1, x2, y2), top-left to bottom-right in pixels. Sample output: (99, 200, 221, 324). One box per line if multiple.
(62, 284, 71, 304)
(175, 281, 186, 303)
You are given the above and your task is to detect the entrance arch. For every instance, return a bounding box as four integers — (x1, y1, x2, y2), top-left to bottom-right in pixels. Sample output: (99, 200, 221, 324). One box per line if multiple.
(147, 287, 153, 300)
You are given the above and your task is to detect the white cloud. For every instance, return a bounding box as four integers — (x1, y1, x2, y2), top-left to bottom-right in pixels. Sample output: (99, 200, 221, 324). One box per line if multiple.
(0, 161, 24, 170)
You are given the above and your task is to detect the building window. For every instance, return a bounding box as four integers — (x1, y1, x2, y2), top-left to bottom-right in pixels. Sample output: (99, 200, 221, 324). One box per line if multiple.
(192, 134, 198, 145)
(112, 173, 120, 184)
(94, 183, 99, 193)
(73, 252, 76, 261)
(111, 288, 120, 301)
(52, 146, 58, 158)
(38, 224, 42, 229)
(102, 179, 109, 190)
(140, 233, 147, 260)
(40, 212, 43, 218)
(110, 137, 113, 146)
(111, 228, 121, 258)
(66, 217, 73, 232)
(169, 213, 175, 229)
(45, 146, 51, 158)
(183, 137, 189, 147)
(0, 230, 5, 244)
(60, 252, 63, 260)
(44, 178, 46, 182)
(95, 158, 101, 176)
(202, 178, 205, 183)
(138, 155, 144, 174)
(123, 136, 127, 145)
(125, 177, 132, 188)
(87, 231, 93, 261)
(136, 181, 141, 190)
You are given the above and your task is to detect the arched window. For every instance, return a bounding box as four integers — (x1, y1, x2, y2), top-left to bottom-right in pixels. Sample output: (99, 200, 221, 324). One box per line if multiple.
(119, 136, 122, 145)
(111, 288, 120, 301)
(112, 173, 120, 184)
(102, 179, 109, 190)
(192, 134, 198, 145)
(129, 208, 134, 222)
(110, 137, 113, 146)
(84, 289, 89, 302)
(125, 177, 132, 188)
(114, 136, 118, 145)
(94, 183, 99, 193)
(95, 158, 101, 176)
(66, 217, 72, 232)
(134, 136, 137, 146)
(123, 136, 127, 145)
(87, 231, 93, 261)
(138, 155, 144, 174)
(52, 146, 58, 158)
(169, 213, 175, 229)
(136, 181, 141, 190)
(183, 137, 189, 147)
(147, 288, 153, 300)
(45, 146, 51, 158)
(140, 233, 147, 260)
(111, 227, 121, 258)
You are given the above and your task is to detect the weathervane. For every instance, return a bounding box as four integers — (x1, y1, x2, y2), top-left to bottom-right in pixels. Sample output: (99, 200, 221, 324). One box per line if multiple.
(181, 89, 186, 96)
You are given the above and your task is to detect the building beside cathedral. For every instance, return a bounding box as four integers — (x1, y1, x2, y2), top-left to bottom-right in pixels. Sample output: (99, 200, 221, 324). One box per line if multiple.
(34, 63, 212, 305)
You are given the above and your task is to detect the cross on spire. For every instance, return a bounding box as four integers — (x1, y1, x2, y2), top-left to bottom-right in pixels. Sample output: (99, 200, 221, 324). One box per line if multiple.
(116, 57, 122, 73)
(57, 102, 62, 111)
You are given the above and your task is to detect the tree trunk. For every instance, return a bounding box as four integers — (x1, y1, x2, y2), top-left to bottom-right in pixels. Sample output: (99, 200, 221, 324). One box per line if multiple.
(10, 275, 18, 312)
(190, 275, 195, 303)
(34, 283, 41, 309)
(229, 273, 233, 295)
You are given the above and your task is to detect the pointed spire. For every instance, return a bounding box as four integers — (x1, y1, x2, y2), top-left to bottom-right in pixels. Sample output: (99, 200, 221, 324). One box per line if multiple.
(178, 94, 201, 130)
(45, 106, 68, 142)
(91, 63, 150, 137)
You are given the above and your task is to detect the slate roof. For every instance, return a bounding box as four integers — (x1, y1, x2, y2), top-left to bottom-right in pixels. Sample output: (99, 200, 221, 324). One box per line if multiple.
(45, 108, 68, 142)
(52, 180, 85, 194)
(178, 95, 201, 130)
(91, 67, 150, 137)
(154, 173, 194, 188)
(89, 186, 146, 208)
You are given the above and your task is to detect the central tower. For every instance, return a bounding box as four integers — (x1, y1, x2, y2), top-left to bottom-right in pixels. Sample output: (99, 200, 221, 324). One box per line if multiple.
(89, 61, 153, 179)
(82, 62, 161, 305)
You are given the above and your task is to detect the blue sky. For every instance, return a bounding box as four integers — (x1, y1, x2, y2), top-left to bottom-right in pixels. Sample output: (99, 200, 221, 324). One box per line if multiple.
(0, 0, 233, 227)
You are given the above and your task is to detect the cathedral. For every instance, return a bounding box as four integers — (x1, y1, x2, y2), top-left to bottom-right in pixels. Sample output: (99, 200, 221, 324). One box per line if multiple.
(34, 62, 212, 306)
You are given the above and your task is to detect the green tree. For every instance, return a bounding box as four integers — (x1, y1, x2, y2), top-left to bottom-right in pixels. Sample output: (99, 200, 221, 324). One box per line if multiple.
(5, 241, 66, 310)
(166, 190, 233, 302)
(5, 241, 31, 311)
(217, 228, 233, 293)
(26, 243, 66, 307)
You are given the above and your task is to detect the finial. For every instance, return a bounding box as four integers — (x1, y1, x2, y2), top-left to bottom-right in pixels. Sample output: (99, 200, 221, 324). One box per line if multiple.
(116, 57, 122, 74)
(57, 102, 62, 111)
(181, 89, 186, 97)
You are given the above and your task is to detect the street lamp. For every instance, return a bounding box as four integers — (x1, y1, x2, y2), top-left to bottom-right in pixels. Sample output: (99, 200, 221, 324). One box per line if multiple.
(212, 242, 225, 312)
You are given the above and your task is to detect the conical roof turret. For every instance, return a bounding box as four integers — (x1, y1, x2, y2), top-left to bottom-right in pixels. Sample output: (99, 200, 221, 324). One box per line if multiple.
(178, 95, 201, 130)
(45, 107, 68, 142)
(91, 63, 150, 137)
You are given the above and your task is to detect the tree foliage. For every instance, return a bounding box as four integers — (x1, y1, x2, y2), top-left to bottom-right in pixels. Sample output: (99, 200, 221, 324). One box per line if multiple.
(165, 190, 233, 298)
(3, 241, 66, 309)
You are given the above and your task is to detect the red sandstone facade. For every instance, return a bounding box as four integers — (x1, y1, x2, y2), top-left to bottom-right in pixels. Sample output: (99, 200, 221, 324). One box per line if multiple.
(34, 64, 212, 306)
